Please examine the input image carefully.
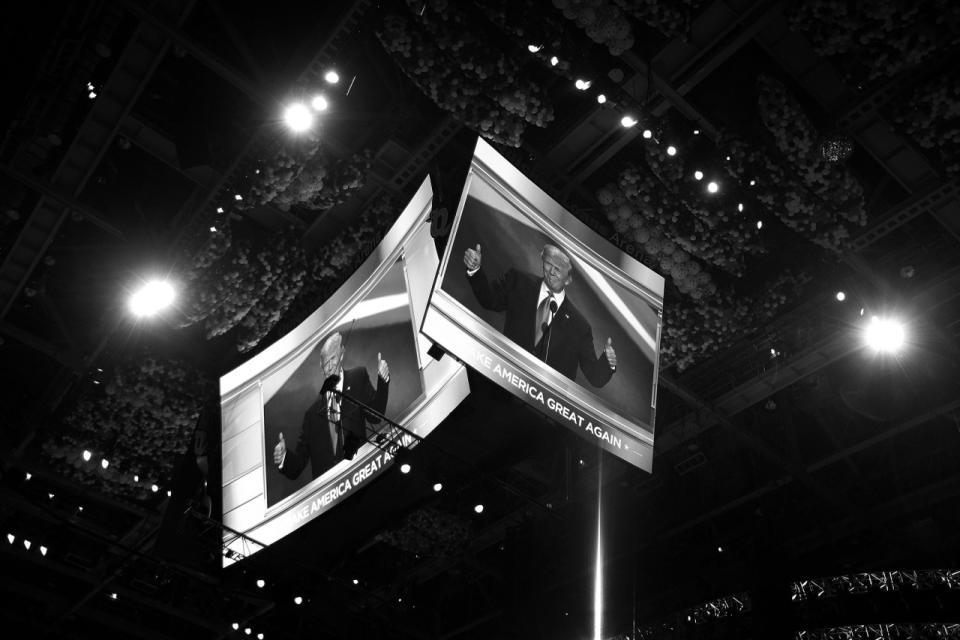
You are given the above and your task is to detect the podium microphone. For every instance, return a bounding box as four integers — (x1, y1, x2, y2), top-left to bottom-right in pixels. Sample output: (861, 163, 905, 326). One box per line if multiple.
(320, 374, 340, 396)
(542, 299, 558, 361)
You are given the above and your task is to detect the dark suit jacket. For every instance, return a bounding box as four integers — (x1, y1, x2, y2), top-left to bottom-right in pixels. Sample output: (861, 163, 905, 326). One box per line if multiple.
(280, 366, 389, 480)
(468, 267, 613, 387)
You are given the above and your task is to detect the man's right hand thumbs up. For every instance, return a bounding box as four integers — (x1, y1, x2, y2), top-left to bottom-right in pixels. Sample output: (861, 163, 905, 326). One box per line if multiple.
(463, 243, 482, 272)
(273, 432, 286, 466)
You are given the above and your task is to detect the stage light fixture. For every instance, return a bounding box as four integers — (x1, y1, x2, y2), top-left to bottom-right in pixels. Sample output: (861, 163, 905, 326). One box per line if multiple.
(642, 129, 652, 139)
(707, 181, 719, 193)
(527, 44, 542, 53)
(216, 207, 224, 213)
(108, 592, 117, 600)
(550, 55, 559, 66)
(433, 482, 443, 492)
(232, 622, 240, 630)
(400, 463, 411, 474)
(864, 316, 905, 354)
(749, 179, 756, 186)
(256, 579, 265, 588)
(166, 490, 172, 497)
(311, 95, 328, 111)
(78, 506, 84, 512)
(133, 474, 139, 482)
(836, 291, 846, 301)
(25, 472, 31, 480)
(352, 578, 359, 585)
(23, 539, 31, 550)
(620, 115, 637, 128)
(101, 458, 109, 469)
(283, 102, 313, 133)
(245, 628, 252, 635)
(209, 226, 217, 232)
(474, 504, 484, 514)
(693, 129, 700, 135)
(151, 484, 159, 493)
(48, 493, 54, 500)
(83, 450, 92, 461)
(293, 596, 303, 605)
(234, 194, 242, 201)
(6, 534, 13, 544)
(574, 79, 592, 90)
(324, 70, 340, 84)
(258, 634, 264, 640)
(40, 545, 48, 556)
(129, 279, 176, 318)
(738, 202, 744, 212)
(756, 220, 763, 229)
(666, 145, 677, 156)
(694, 170, 703, 180)
(596, 94, 606, 104)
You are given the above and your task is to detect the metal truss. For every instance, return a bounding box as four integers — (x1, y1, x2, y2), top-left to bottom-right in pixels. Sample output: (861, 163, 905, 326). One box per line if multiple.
(797, 623, 960, 640)
(634, 592, 752, 639)
(791, 569, 960, 602)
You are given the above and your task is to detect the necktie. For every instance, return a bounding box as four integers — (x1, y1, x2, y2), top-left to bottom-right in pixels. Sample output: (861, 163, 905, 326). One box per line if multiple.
(535, 295, 554, 346)
(327, 392, 341, 454)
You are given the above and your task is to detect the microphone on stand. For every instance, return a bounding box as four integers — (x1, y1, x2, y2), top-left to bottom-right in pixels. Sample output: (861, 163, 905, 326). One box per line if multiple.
(542, 299, 558, 362)
(320, 374, 340, 396)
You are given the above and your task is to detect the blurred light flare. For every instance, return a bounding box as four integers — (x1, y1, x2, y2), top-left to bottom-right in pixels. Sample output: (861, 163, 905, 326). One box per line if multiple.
(129, 280, 176, 317)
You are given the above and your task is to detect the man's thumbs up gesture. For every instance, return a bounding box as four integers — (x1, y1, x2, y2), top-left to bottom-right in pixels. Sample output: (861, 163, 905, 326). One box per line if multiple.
(377, 352, 390, 382)
(463, 243, 482, 272)
(273, 432, 286, 466)
(604, 337, 617, 370)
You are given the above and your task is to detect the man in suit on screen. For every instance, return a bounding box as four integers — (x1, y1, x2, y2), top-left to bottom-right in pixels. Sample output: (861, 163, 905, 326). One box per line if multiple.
(273, 331, 389, 480)
(463, 242, 617, 387)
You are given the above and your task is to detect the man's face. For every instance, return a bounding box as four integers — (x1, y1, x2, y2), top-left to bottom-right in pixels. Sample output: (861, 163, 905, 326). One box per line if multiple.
(542, 252, 572, 293)
(320, 342, 344, 378)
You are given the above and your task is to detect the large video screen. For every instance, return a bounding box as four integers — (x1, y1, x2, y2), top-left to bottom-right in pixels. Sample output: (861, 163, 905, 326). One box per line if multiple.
(422, 139, 663, 472)
(220, 178, 469, 564)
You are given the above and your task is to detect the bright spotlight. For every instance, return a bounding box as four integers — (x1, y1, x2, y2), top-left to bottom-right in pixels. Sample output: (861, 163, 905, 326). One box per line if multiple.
(151, 484, 159, 493)
(101, 458, 109, 469)
(620, 115, 637, 128)
(694, 170, 703, 180)
(527, 44, 542, 53)
(244, 628, 252, 636)
(293, 596, 303, 605)
(550, 55, 559, 66)
(311, 95, 328, 111)
(474, 504, 484, 514)
(756, 220, 763, 229)
(258, 634, 264, 640)
(108, 592, 117, 600)
(129, 279, 176, 318)
(574, 79, 592, 90)
(6, 534, 13, 544)
(82, 450, 92, 462)
(642, 129, 652, 139)
(707, 181, 719, 194)
(864, 316, 905, 353)
(352, 578, 359, 585)
(256, 579, 265, 588)
(666, 145, 677, 156)
(324, 70, 340, 84)
(40, 545, 48, 556)
(596, 94, 606, 104)
(232, 623, 240, 630)
(693, 129, 700, 135)
(283, 102, 314, 133)
(738, 202, 744, 212)
(433, 482, 443, 492)
(25, 472, 31, 481)
(133, 474, 139, 483)
(23, 539, 31, 550)
(400, 463, 411, 474)
(209, 226, 217, 233)
(836, 291, 846, 302)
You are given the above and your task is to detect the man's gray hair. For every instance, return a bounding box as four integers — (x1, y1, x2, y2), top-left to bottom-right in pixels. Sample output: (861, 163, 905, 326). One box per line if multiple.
(541, 243, 573, 270)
